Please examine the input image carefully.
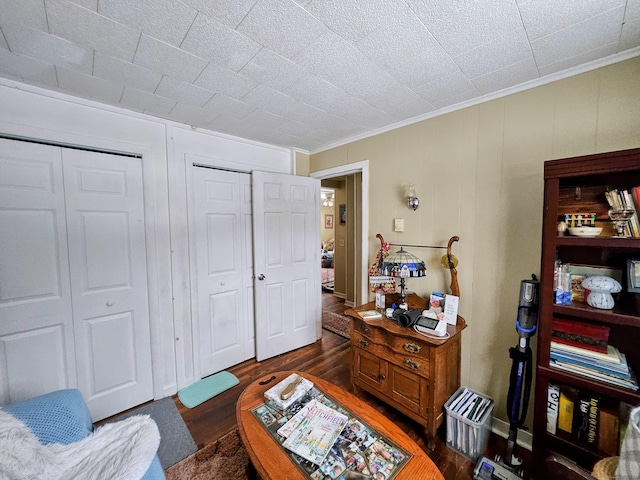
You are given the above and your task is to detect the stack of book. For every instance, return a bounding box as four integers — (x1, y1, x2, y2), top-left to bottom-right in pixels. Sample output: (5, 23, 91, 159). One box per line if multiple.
(550, 342, 638, 390)
(605, 187, 640, 237)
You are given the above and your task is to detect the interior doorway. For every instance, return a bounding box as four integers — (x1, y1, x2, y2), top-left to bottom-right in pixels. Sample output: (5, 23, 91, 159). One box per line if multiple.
(311, 160, 369, 309)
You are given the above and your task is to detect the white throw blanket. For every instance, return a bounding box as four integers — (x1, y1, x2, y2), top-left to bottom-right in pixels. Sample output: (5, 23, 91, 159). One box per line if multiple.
(0, 410, 160, 480)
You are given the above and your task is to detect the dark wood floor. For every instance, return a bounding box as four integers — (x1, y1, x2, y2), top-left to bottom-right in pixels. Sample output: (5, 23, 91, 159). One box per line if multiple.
(173, 293, 530, 480)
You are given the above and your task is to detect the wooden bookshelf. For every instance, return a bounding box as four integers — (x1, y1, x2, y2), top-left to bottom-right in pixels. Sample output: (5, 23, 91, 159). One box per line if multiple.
(532, 148, 640, 478)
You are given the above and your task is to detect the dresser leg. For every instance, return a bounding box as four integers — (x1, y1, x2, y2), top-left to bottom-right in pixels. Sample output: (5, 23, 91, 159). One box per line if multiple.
(426, 431, 436, 451)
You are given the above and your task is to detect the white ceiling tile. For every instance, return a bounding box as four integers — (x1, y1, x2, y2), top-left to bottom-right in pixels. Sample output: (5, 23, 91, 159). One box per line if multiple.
(194, 63, 258, 98)
(46, 0, 140, 62)
(134, 35, 208, 83)
(0, 34, 7, 49)
(1, 0, 47, 31)
(538, 42, 618, 76)
(239, 48, 308, 91)
(408, 0, 524, 57)
(625, 0, 640, 20)
(236, 0, 327, 59)
(155, 76, 213, 107)
(240, 84, 298, 116)
(3, 25, 93, 74)
(120, 85, 176, 117)
(414, 70, 478, 103)
(180, 13, 261, 73)
(620, 17, 640, 51)
(202, 93, 255, 119)
(93, 53, 161, 93)
(242, 108, 286, 129)
(305, 0, 407, 43)
(454, 28, 532, 79)
(56, 66, 123, 103)
(277, 119, 313, 137)
(180, 0, 258, 29)
(518, 0, 625, 40)
(430, 88, 483, 110)
(339, 103, 395, 128)
(168, 102, 220, 125)
(471, 57, 540, 95)
(98, 0, 197, 47)
(531, 7, 625, 67)
(285, 74, 369, 117)
(0, 48, 58, 85)
(66, 0, 96, 10)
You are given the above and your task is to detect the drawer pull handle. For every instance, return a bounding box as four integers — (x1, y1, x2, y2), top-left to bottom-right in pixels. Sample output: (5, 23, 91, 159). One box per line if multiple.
(358, 339, 369, 348)
(404, 343, 421, 353)
(359, 324, 370, 334)
(405, 359, 420, 370)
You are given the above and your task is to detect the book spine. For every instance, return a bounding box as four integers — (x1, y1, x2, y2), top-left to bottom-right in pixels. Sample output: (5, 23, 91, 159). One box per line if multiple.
(547, 383, 560, 434)
(598, 406, 620, 456)
(587, 396, 599, 445)
(573, 393, 590, 442)
(558, 388, 576, 434)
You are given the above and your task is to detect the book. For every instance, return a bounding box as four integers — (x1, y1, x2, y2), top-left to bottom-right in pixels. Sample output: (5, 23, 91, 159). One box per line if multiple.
(550, 348, 631, 379)
(573, 392, 590, 442)
(278, 399, 348, 465)
(551, 318, 610, 353)
(547, 383, 560, 434)
(357, 309, 382, 319)
(558, 387, 578, 434)
(619, 401, 634, 450)
(586, 395, 599, 446)
(549, 359, 639, 390)
(598, 406, 620, 456)
(550, 341, 622, 365)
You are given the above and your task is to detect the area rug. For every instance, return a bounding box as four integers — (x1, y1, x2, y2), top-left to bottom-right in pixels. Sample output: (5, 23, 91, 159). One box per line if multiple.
(112, 396, 197, 469)
(322, 311, 350, 339)
(164, 429, 251, 480)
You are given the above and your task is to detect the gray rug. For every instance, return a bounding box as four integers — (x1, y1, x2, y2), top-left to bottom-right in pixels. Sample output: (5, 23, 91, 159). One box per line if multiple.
(113, 396, 197, 469)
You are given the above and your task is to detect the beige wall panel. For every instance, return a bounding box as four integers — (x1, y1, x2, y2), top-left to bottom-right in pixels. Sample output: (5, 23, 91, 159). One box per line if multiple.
(596, 57, 640, 152)
(552, 72, 599, 158)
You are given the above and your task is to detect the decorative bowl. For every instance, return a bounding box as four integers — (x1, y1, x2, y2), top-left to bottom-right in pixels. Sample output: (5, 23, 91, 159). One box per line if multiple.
(567, 227, 602, 237)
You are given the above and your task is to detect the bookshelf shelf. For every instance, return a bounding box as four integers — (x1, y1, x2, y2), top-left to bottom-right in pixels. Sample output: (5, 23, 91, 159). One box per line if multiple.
(532, 148, 640, 478)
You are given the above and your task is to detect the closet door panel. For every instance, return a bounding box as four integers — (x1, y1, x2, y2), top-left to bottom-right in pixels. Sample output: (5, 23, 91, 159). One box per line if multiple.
(62, 149, 152, 421)
(0, 139, 75, 405)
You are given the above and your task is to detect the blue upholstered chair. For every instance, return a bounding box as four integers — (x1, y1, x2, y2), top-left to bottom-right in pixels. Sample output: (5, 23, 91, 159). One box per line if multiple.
(1, 389, 164, 479)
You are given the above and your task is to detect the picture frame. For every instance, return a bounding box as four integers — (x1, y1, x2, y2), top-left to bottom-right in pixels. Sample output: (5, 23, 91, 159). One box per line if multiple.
(339, 204, 347, 224)
(627, 259, 640, 293)
(324, 214, 334, 229)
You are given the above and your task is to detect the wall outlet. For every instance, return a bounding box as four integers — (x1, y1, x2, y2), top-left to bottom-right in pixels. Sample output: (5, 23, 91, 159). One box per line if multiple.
(394, 218, 404, 232)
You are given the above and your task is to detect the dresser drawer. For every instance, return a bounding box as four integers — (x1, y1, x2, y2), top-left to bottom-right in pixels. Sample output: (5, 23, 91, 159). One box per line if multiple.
(352, 318, 431, 359)
(352, 331, 430, 376)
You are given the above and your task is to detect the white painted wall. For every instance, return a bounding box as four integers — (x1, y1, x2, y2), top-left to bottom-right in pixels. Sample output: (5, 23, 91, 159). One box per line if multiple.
(0, 79, 293, 400)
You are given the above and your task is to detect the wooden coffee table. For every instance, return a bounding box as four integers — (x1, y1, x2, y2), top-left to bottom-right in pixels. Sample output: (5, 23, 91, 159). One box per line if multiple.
(236, 370, 444, 480)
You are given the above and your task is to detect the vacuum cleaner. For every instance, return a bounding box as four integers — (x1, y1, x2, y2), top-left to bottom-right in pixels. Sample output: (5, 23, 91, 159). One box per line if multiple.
(474, 275, 539, 480)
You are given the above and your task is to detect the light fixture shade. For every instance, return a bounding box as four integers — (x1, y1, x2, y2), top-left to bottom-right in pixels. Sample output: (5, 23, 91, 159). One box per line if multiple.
(381, 247, 426, 278)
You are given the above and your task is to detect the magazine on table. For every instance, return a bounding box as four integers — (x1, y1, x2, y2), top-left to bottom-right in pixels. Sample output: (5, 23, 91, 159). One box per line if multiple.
(278, 399, 348, 465)
(251, 386, 411, 479)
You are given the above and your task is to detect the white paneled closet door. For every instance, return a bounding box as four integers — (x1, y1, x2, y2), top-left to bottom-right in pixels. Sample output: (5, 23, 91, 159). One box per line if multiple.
(190, 167, 255, 377)
(0, 139, 153, 421)
(0, 140, 76, 406)
(62, 149, 153, 420)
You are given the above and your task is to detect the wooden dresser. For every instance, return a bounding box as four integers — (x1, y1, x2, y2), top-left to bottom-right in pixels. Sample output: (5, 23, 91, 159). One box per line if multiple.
(345, 293, 466, 449)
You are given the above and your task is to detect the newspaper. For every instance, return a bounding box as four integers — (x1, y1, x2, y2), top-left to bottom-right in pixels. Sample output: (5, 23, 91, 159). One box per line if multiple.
(279, 399, 348, 465)
(252, 386, 411, 479)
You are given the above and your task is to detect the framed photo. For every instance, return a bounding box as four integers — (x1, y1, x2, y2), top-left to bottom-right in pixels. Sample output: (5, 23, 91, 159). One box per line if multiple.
(339, 204, 347, 224)
(627, 259, 640, 293)
(324, 214, 334, 229)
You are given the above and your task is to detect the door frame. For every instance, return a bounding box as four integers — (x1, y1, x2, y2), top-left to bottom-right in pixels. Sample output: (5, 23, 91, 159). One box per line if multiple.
(311, 161, 369, 306)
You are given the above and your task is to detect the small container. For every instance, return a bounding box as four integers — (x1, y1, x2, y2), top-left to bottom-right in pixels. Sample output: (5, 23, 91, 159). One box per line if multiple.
(444, 386, 494, 461)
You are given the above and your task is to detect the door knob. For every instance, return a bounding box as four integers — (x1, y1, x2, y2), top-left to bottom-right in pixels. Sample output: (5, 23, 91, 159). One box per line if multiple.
(258, 274, 266, 281)
(106, 300, 114, 307)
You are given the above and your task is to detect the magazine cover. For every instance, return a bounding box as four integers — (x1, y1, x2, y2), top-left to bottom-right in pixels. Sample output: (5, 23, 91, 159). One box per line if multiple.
(252, 387, 411, 479)
(280, 399, 349, 465)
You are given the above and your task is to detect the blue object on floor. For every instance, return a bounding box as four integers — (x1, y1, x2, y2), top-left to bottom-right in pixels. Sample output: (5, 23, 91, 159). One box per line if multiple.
(178, 371, 240, 408)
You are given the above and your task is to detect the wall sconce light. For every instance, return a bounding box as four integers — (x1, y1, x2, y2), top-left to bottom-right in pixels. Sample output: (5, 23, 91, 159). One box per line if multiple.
(406, 184, 419, 211)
